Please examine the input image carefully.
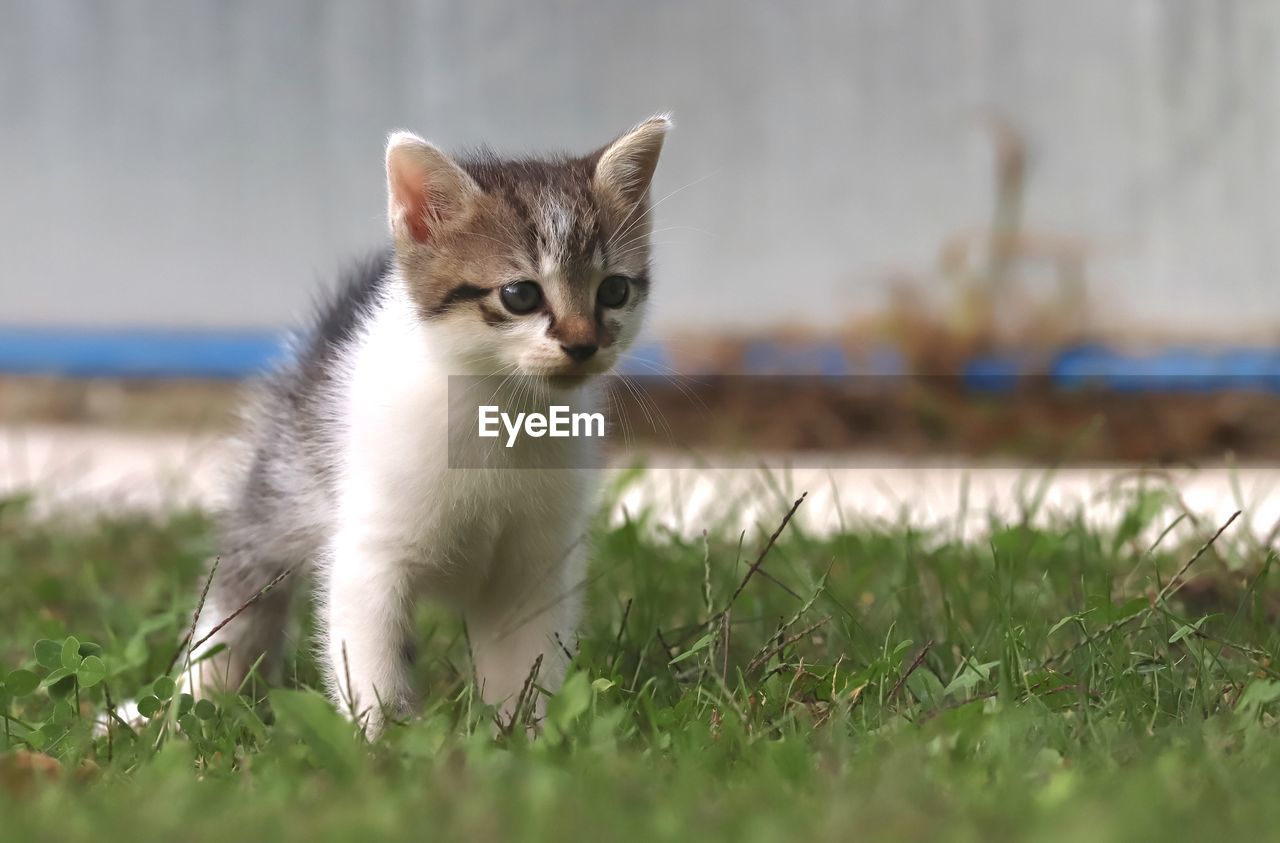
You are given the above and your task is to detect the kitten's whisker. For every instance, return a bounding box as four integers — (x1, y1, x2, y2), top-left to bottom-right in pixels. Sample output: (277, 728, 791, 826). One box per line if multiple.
(623, 373, 675, 443)
(606, 236, 699, 263)
(460, 364, 515, 465)
(611, 383, 632, 447)
(606, 383, 634, 450)
(617, 373, 670, 445)
(616, 374, 654, 433)
(606, 239, 685, 262)
(464, 360, 517, 399)
(481, 361, 522, 408)
(604, 171, 717, 255)
(646, 225, 717, 239)
(621, 358, 710, 413)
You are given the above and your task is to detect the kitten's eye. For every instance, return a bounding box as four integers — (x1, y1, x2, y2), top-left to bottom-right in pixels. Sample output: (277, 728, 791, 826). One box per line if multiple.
(499, 280, 543, 314)
(597, 275, 630, 308)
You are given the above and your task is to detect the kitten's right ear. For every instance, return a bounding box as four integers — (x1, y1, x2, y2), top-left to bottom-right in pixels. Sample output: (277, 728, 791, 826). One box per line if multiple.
(385, 131, 479, 245)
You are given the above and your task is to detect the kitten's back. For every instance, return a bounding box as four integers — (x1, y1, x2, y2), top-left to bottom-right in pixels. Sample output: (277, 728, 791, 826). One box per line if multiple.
(221, 252, 394, 565)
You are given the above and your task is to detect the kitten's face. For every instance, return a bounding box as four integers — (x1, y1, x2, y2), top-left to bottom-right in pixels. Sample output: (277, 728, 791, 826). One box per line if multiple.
(385, 117, 669, 381)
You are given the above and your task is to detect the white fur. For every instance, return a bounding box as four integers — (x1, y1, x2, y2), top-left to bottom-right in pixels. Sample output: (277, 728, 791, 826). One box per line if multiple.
(318, 278, 597, 734)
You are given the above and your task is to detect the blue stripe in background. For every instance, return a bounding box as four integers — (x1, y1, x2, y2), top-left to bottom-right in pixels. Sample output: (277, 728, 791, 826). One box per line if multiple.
(0, 328, 290, 379)
(2, 328, 1280, 392)
(0, 327, 672, 380)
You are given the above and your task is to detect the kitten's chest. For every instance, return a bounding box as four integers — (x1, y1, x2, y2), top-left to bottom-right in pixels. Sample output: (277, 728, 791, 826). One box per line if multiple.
(339, 301, 594, 575)
(344, 371, 588, 554)
(401, 466, 583, 600)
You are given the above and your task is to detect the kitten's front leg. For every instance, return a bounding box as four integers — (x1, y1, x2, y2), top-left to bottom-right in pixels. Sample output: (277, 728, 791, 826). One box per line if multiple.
(321, 529, 415, 737)
(466, 544, 584, 730)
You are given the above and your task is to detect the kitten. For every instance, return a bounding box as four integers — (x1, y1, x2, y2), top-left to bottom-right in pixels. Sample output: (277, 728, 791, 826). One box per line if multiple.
(189, 115, 670, 736)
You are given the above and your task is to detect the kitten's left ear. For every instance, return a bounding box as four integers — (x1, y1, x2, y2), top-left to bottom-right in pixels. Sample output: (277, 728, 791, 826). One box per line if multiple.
(386, 131, 480, 245)
(594, 114, 672, 206)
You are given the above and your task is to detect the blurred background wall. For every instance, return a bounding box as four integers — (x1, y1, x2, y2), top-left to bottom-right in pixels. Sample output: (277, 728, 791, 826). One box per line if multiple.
(2, 0, 1278, 342)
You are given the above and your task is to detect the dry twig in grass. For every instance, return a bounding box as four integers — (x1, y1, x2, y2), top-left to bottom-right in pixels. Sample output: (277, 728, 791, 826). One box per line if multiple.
(184, 567, 294, 660)
(888, 640, 935, 703)
(746, 617, 831, 675)
(500, 653, 545, 736)
(164, 556, 220, 675)
(661, 493, 810, 652)
(1045, 510, 1240, 667)
(718, 492, 807, 617)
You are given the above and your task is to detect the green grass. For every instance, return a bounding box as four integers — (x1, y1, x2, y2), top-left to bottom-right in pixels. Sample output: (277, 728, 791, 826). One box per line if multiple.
(1, 477, 1279, 842)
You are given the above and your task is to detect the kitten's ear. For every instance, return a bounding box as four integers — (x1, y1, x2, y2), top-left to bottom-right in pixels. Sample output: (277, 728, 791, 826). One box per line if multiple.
(385, 131, 479, 245)
(594, 114, 671, 206)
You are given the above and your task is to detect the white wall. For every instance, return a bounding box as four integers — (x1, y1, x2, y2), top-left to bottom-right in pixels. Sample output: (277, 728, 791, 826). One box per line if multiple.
(1, 0, 1277, 338)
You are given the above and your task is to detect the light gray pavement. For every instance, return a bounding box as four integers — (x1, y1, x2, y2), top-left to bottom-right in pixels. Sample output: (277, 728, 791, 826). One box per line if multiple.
(2, 424, 1276, 545)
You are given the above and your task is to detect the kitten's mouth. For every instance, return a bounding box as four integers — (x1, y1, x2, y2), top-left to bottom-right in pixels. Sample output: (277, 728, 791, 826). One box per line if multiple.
(521, 359, 611, 385)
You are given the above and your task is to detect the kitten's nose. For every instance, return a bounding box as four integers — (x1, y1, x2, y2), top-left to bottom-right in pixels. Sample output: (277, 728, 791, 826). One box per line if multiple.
(561, 344, 598, 363)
